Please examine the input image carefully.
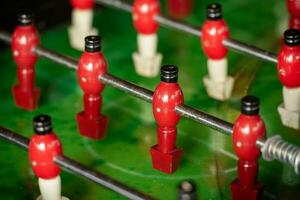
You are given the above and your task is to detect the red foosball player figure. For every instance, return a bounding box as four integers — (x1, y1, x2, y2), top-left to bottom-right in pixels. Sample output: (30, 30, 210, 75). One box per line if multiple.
(29, 115, 69, 200)
(201, 3, 234, 101)
(11, 13, 40, 111)
(231, 96, 266, 200)
(277, 29, 300, 130)
(151, 65, 184, 174)
(132, 0, 162, 77)
(167, 0, 194, 19)
(69, 0, 98, 50)
(77, 35, 108, 139)
(286, 0, 300, 30)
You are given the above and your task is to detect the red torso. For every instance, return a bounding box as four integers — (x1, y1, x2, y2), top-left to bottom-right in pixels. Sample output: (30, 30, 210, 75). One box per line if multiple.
(77, 52, 107, 94)
(152, 82, 184, 127)
(233, 114, 266, 161)
(277, 45, 300, 88)
(167, 0, 194, 18)
(29, 133, 62, 179)
(132, 0, 160, 34)
(70, 0, 94, 9)
(201, 19, 229, 59)
(11, 25, 40, 67)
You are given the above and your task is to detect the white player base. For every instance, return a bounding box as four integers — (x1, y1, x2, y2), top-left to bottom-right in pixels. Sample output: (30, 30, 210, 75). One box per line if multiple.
(203, 76, 234, 101)
(37, 196, 69, 200)
(278, 103, 300, 129)
(68, 26, 98, 51)
(132, 52, 162, 78)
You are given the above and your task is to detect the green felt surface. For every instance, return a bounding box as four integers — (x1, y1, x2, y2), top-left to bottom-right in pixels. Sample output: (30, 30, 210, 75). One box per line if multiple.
(0, 0, 300, 199)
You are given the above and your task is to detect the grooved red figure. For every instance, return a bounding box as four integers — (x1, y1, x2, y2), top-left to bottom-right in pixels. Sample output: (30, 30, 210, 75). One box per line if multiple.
(77, 36, 108, 140)
(11, 13, 40, 111)
(167, 0, 194, 19)
(132, 0, 160, 34)
(70, 0, 94, 9)
(151, 65, 184, 174)
(277, 30, 300, 88)
(231, 96, 266, 200)
(286, 0, 300, 29)
(29, 132, 62, 179)
(201, 19, 229, 59)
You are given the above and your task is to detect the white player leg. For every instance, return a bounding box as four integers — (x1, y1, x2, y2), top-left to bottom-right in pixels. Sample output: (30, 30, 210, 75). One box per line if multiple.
(278, 86, 300, 129)
(36, 176, 69, 200)
(203, 58, 234, 101)
(68, 9, 98, 51)
(132, 33, 162, 77)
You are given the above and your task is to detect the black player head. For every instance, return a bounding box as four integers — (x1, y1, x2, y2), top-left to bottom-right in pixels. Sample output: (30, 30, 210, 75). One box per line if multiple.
(178, 180, 197, 200)
(160, 65, 178, 83)
(33, 114, 52, 135)
(85, 35, 101, 52)
(206, 3, 222, 20)
(284, 29, 300, 46)
(241, 96, 260, 115)
(18, 12, 33, 26)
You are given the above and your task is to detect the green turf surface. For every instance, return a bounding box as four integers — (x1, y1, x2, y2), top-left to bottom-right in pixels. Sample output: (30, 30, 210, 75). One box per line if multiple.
(0, 0, 300, 199)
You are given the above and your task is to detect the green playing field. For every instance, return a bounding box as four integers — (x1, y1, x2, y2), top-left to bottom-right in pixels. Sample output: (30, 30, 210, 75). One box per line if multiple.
(0, 0, 300, 199)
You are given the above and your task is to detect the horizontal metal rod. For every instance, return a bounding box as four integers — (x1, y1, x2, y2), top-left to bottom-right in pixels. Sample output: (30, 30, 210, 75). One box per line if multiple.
(95, 0, 278, 64)
(100, 74, 153, 103)
(34, 46, 78, 70)
(0, 126, 153, 200)
(175, 105, 233, 135)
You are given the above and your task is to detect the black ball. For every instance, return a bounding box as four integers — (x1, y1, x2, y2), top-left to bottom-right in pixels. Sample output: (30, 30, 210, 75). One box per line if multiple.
(33, 115, 52, 135)
(284, 29, 300, 46)
(160, 65, 178, 83)
(206, 3, 222, 20)
(178, 181, 197, 200)
(85, 35, 101, 52)
(18, 12, 33, 26)
(241, 96, 260, 115)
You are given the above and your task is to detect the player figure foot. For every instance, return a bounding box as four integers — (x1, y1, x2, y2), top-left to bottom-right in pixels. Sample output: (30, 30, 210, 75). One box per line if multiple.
(150, 144, 182, 174)
(76, 112, 109, 140)
(132, 52, 162, 77)
(231, 179, 264, 200)
(36, 196, 70, 200)
(203, 76, 234, 101)
(12, 86, 40, 111)
(278, 103, 300, 129)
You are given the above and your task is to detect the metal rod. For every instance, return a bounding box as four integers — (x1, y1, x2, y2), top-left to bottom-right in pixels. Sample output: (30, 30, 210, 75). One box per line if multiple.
(34, 46, 78, 70)
(0, 31, 12, 44)
(94, 0, 278, 64)
(0, 126, 154, 200)
(175, 105, 233, 135)
(100, 74, 153, 103)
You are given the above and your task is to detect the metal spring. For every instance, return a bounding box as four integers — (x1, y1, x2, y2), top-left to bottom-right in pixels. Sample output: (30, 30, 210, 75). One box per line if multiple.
(261, 135, 300, 174)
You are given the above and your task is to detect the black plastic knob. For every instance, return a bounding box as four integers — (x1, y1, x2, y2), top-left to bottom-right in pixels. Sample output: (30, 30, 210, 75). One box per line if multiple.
(160, 65, 178, 83)
(33, 115, 52, 135)
(85, 35, 101, 52)
(18, 12, 33, 26)
(284, 29, 300, 46)
(241, 96, 260, 115)
(206, 3, 222, 20)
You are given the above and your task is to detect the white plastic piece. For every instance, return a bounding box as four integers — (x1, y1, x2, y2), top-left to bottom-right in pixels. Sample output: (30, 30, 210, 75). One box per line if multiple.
(36, 176, 69, 200)
(68, 9, 98, 51)
(208, 58, 228, 82)
(203, 58, 234, 100)
(132, 33, 162, 77)
(278, 86, 300, 129)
